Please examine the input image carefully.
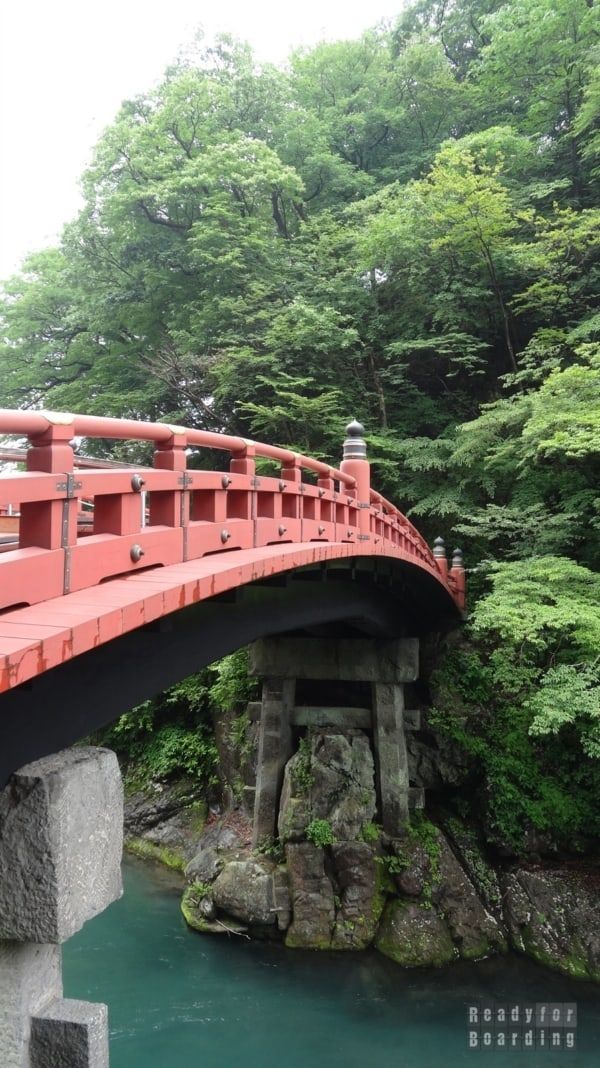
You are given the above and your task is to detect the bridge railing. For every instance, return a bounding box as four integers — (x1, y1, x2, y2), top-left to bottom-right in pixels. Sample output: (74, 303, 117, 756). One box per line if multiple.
(0, 410, 465, 612)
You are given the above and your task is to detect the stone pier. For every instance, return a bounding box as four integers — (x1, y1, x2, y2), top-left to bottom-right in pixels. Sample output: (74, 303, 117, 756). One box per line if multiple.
(249, 636, 419, 843)
(0, 747, 123, 1067)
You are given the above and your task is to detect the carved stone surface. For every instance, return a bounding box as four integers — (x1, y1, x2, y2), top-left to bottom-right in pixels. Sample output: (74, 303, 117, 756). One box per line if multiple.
(0, 943, 62, 1068)
(0, 747, 123, 943)
(30, 999, 109, 1068)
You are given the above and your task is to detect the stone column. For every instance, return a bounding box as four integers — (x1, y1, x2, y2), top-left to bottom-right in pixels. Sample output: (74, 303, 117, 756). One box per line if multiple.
(0, 747, 123, 1068)
(250, 636, 418, 841)
(372, 682, 410, 836)
(252, 677, 295, 848)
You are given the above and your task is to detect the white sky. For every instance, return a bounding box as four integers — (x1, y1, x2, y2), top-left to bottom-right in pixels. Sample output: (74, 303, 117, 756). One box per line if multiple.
(0, 0, 405, 281)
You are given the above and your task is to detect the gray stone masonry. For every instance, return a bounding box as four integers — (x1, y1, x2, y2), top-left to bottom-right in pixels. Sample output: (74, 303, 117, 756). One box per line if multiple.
(250, 636, 418, 844)
(252, 678, 295, 847)
(0, 747, 124, 1067)
(31, 1000, 108, 1068)
(373, 682, 410, 836)
(250, 637, 419, 683)
(0, 747, 123, 943)
(0, 944, 62, 1068)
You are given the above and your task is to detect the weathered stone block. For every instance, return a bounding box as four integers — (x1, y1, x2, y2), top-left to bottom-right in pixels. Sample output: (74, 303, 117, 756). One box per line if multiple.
(212, 859, 277, 925)
(292, 706, 371, 729)
(30, 998, 108, 1068)
(372, 683, 410, 836)
(285, 842, 335, 949)
(0, 747, 123, 943)
(331, 842, 378, 950)
(250, 638, 419, 683)
(252, 678, 294, 847)
(0, 943, 62, 1068)
(376, 900, 456, 967)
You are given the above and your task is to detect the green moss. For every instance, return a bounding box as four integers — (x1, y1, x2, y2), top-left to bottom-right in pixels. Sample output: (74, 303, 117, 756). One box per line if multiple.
(181, 887, 213, 932)
(360, 821, 382, 843)
(376, 900, 456, 968)
(125, 836, 185, 872)
(519, 927, 597, 981)
(285, 930, 332, 950)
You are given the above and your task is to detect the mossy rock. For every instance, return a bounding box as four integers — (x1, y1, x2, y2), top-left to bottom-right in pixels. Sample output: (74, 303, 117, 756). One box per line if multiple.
(375, 899, 456, 968)
(181, 885, 248, 936)
(125, 836, 186, 872)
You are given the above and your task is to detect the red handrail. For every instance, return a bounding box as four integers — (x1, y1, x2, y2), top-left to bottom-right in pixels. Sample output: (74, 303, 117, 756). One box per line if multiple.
(0, 410, 465, 612)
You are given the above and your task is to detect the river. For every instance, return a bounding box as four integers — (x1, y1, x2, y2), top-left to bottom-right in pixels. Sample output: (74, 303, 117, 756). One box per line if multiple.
(63, 856, 600, 1068)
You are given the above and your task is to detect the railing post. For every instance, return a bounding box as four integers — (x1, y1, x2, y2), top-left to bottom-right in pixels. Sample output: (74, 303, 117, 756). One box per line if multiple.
(432, 536, 448, 580)
(229, 444, 256, 477)
(449, 547, 466, 609)
(20, 413, 77, 553)
(150, 425, 189, 529)
(340, 419, 370, 541)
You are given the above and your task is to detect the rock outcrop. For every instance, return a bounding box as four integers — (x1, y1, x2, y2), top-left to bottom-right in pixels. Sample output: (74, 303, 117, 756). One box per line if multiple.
(128, 726, 598, 984)
(502, 866, 600, 981)
(376, 900, 456, 967)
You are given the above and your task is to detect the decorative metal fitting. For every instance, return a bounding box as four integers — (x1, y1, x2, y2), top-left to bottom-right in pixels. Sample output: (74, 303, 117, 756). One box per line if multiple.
(130, 544, 145, 562)
(433, 536, 446, 558)
(318, 525, 325, 535)
(278, 525, 287, 536)
(318, 488, 325, 497)
(342, 418, 367, 460)
(347, 530, 354, 538)
(451, 547, 464, 569)
(221, 475, 232, 488)
(221, 529, 231, 543)
(279, 480, 286, 491)
(131, 474, 146, 493)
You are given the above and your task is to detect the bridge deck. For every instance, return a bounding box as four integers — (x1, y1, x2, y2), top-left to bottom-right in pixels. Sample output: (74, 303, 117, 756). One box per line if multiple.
(0, 540, 456, 694)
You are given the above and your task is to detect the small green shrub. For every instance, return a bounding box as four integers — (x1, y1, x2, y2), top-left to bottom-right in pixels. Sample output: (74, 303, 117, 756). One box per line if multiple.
(209, 649, 258, 710)
(306, 818, 335, 847)
(360, 821, 382, 843)
(292, 736, 314, 794)
(254, 835, 284, 863)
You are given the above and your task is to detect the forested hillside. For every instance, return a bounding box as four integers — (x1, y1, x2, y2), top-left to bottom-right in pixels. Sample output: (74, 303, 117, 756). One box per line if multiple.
(2, 0, 599, 854)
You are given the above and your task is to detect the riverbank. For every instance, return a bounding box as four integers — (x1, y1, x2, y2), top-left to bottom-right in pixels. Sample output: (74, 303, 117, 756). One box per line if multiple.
(123, 767, 600, 984)
(64, 854, 600, 1068)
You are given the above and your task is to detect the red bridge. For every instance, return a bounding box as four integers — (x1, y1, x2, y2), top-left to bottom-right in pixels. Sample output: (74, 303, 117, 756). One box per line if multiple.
(0, 411, 464, 785)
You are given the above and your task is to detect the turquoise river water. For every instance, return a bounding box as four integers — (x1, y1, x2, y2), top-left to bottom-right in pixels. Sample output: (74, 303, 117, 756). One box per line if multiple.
(64, 856, 600, 1068)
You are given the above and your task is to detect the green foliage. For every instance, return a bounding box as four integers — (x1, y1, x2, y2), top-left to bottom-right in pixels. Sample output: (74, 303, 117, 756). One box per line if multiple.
(2, 3, 600, 861)
(95, 671, 218, 789)
(292, 736, 314, 795)
(360, 821, 382, 843)
(254, 835, 285, 863)
(430, 644, 600, 852)
(190, 881, 214, 898)
(305, 819, 335, 848)
(209, 649, 258, 712)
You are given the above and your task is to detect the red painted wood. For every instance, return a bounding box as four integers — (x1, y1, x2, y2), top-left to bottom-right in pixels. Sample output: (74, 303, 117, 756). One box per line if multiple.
(0, 409, 465, 693)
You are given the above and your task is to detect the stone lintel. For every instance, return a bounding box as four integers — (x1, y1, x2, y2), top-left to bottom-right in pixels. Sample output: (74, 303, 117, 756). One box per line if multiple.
(0, 748, 123, 944)
(30, 998, 108, 1068)
(249, 637, 419, 683)
(292, 706, 371, 729)
(248, 702, 422, 730)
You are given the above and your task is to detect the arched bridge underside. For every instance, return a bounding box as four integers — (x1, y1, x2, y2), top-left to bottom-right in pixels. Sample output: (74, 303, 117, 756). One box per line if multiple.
(0, 411, 465, 786)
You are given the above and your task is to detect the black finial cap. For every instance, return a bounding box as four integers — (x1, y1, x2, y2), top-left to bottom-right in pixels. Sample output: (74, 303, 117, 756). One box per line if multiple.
(451, 547, 464, 568)
(343, 418, 367, 459)
(433, 536, 446, 558)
